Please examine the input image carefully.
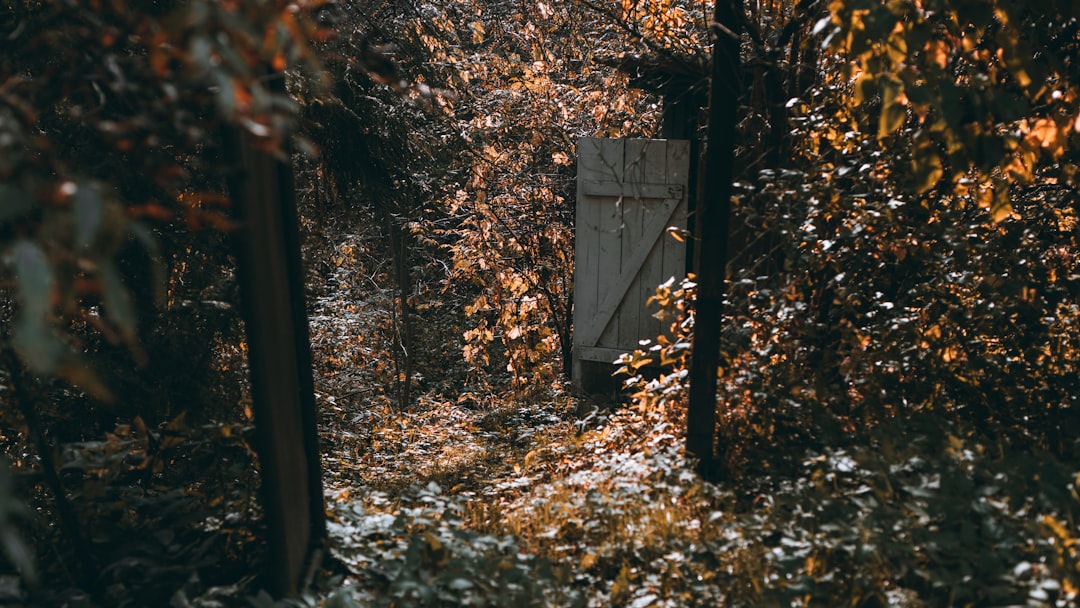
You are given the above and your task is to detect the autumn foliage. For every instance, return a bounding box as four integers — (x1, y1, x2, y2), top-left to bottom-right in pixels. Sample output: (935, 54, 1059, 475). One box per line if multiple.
(3, 0, 1080, 605)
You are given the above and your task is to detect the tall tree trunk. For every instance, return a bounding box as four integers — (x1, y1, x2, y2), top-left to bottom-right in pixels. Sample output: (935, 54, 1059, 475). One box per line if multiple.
(686, 0, 743, 480)
(226, 70, 326, 594)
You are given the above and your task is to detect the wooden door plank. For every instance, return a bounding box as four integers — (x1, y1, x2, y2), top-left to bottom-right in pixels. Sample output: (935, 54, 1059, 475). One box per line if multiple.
(638, 200, 665, 343)
(620, 140, 690, 348)
(632, 141, 660, 346)
(661, 199, 688, 283)
(643, 139, 668, 185)
(662, 139, 690, 285)
(573, 138, 609, 355)
(594, 138, 626, 349)
(577, 137, 606, 182)
(572, 139, 607, 384)
(624, 138, 647, 186)
(608, 140, 648, 348)
(595, 192, 623, 348)
(576, 193, 682, 347)
(581, 182, 683, 199)
(600, 137, 626, 182)
(637, 140, 671, 344)
(573, 179, 599, 344)
(666, 139, 690, 183)
(576, 345, 638, 364)
(617, 199, 645, 349)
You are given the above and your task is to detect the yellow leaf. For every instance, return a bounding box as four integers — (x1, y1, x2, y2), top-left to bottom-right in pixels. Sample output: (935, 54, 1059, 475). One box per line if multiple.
(1030, 118, 1058, 148)
(524, 449, 539, 470)
(878, 78, 906, 139)
(853, 72, 875, 104)
(976, 183, 993, 209)
(666, 226, 691, 242)
(581, 552, 598, 571)
(886, 21, 908, 64)
(911, 145, 943, 194)
(990, 182, 1013, 223)
(1043, 515, 1074, 544)
(469, 21, 485, 44)
(925, 39, 949, 70)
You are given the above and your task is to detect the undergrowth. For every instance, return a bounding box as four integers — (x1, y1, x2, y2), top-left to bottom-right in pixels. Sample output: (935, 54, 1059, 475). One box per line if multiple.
(305, 268, 1080, 608)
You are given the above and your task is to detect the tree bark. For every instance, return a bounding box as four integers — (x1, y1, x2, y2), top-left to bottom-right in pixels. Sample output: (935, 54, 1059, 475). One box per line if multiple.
(686, 0, 743, 480)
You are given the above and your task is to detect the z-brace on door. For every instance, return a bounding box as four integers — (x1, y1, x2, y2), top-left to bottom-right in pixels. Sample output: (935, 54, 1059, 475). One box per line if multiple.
(573, 137, 690, 388)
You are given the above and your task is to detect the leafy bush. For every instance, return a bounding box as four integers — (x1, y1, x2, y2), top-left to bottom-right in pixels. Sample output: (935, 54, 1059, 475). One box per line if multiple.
(327, 483, 584, 607)
(705, 415, 1080, 607)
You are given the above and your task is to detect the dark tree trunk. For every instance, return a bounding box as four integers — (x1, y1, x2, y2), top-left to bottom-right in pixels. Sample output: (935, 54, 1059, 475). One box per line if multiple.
(226, 71, 326, 596)
(686, 0, 743, 480)
(388, 218, 413, 410)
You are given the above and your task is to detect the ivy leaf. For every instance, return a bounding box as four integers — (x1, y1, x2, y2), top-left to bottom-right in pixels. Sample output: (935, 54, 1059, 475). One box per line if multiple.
(885, 22, 907, 64)
(9, 241, 113, 400)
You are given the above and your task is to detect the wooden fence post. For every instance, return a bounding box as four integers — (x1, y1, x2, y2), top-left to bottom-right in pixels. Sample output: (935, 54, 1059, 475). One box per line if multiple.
(686, 0, 743, 480)
(226, 72, 326, 595)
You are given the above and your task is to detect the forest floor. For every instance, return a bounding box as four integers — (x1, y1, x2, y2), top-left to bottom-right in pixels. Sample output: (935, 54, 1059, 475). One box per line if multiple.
(299, 232, 1080, 608)
(303, 232, 726, 607)
(312, 383, 722, 608)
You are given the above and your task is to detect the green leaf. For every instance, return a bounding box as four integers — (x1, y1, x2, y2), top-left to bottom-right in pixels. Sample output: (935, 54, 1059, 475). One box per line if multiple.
(101, 262, 138, 347)
(885, 25, 908, 64)
(11, 240, 62, 373)
(0, 524, 35, 585)
(73, 182, 104, 250)
(324, 589, 364, 608)
(12, 240, 51, 333)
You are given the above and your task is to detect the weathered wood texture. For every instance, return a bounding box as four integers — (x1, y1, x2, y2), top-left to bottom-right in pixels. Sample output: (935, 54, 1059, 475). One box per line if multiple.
(573, 138, 690, 387)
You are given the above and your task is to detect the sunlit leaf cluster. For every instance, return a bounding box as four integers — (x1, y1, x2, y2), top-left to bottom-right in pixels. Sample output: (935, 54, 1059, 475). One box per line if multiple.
(821, 0, 1080, 202)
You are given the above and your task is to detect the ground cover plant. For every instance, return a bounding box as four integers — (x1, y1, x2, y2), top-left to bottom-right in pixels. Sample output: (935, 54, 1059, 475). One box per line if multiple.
(1, 0, 1080, 606)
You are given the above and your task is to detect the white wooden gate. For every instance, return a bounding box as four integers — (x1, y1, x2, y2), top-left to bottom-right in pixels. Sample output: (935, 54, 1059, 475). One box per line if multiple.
(573, 137, 690, 387)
